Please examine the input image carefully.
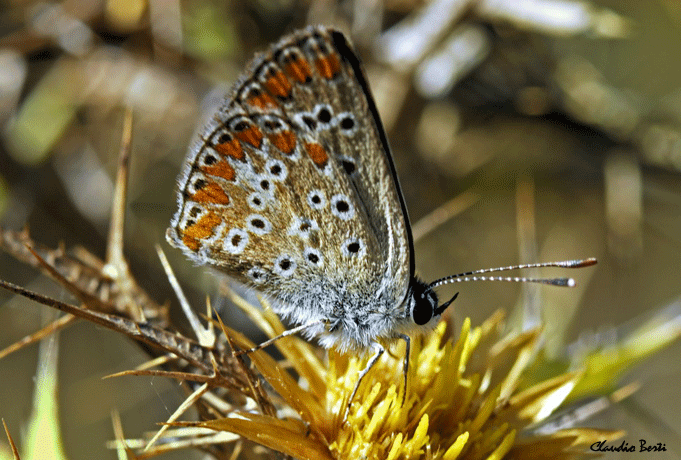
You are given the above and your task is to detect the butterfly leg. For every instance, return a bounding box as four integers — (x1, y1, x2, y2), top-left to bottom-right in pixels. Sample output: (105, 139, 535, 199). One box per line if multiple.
(234, 320, 324, 356)
(398, 333, 410, 406)
(345, 341, 385, 417)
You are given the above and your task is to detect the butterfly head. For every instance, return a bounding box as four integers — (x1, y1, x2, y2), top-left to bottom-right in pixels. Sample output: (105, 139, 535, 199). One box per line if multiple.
(407, 278, 458, 327)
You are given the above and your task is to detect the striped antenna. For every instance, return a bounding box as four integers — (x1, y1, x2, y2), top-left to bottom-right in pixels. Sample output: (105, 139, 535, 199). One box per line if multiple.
(427, 258, 597, 290)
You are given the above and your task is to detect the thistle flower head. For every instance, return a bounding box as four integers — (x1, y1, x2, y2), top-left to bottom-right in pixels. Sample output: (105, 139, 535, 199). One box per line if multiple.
(194, 297, 623, 460)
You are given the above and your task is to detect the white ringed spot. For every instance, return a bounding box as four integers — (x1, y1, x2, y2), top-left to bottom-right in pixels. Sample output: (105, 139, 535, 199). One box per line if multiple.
(265, 159, 288, 181)
(223, 228, 249, 254)
(304, 247, 323, 267)
(288, 217, 319, 239)
(313, 104, 334, 128)
(293, 111, 318, 132)
(247, 192, 267, 211)
(246, 214, 272, 235)
(338, 155, 358, 176)
(330, 194, 355, 220)
(247, 266, 267, 284)
(336, 112, 358, 135)
(342, 237, 365, 257)
(274, 254, 296, 277)
(307, 189, 327, 210)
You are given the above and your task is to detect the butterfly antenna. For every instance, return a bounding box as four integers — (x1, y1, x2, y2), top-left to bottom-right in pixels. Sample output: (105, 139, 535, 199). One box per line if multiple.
(434, 292, 459, 316)
(427, 258, 597, 290)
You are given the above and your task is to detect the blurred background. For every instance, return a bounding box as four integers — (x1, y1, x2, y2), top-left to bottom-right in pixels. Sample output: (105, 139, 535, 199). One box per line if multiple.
(1, 0, 680, 458)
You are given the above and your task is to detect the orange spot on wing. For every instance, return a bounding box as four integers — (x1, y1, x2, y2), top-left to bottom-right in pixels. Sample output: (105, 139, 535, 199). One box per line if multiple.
(304, 142, 328, 168)
(269, 130, 296, 155)
(191, 182, 230, 205)
(215, 138, 245, 161)
(234, 125, 263, 149)
(182, 211, 222, 250)
(182, 235, 200, 251)
(264, 70, 292, 99)
(284, 57, 312, 84)
(202, 161, 236, 181)
(315, 54, 341, 80)
(248, 92, 277, 109)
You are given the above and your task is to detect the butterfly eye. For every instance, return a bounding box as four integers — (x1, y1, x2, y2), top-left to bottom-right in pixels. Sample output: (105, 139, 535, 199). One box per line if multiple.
(410, 296, 434, 326)
(408, 279, 439, 325)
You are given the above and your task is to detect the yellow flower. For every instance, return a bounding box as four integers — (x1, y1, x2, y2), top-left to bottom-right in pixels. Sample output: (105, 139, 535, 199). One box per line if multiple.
(191, 294, 623, 460)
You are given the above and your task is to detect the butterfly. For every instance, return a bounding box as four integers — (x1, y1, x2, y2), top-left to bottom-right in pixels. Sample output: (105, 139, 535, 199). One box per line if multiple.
(166, 25, 595, 404)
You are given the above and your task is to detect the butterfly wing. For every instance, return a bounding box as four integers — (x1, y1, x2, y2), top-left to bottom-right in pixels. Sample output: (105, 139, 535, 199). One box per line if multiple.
(167, 26, 413, 345)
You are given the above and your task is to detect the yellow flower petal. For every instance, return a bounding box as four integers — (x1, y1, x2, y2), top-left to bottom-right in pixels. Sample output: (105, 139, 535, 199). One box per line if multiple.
(443, 431, 469, 460)
(487, 429, 516, 460)
(386, 432, 405, 460)
(200, 413, 333, 460)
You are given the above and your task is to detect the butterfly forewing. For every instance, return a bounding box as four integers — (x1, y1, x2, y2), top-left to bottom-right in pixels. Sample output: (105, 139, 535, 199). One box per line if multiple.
(167, 26, 412, 342)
